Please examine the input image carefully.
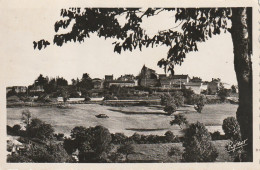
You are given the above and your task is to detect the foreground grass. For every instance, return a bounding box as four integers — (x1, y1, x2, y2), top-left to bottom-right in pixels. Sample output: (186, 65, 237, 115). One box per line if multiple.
(127, 140, 233, 162)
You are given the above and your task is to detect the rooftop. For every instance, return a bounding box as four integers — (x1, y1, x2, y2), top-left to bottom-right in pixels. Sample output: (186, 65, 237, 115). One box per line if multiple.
(171, 74, 189, 79)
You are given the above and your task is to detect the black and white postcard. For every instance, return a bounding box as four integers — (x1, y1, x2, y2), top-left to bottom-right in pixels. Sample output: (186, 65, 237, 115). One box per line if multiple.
(0, 0, 259, 169)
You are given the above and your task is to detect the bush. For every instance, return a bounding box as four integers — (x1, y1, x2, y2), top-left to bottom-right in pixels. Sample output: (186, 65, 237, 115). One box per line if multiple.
(218, 84, 231, 102)
(172, 91, 184, 107)
(117, 142, 135, 162)
(210, 131, 223, 140)
(7, 154, 33, 163)
(112, 133, 127, 144)
(161, 93, 180, 115)
(63, 138, 77, 155)
(12, 124, 21, 131)
(181, 88, 195, 104)
(191, 94, 206, 113)
(7, 125, 13, 135)
(168, 146, 182, 157)
(6, 87, 18, 98)
(222, 117, 241, 141)
(69, 91, 80, 98)
(84, 96, 91, 102)
(70, 125, 112, 162)
(164, 104, 177, 115)
(129, 133, 142, 143)
(164, 131, 176, 143)
(27, 118, 54, 140)
(103, 94, 117, 100)
(110, 132, 180, 144)
(160, 92, 184, 108)
(194, 103, 204, 113)
(7, 143, 73, 163)
(170, 114, 188, 129)
(54, 133, 65, 141)
(182, 122, 218, 162)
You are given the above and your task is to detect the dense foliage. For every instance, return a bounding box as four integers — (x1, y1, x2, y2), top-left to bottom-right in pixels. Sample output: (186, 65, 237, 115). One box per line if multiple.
(182, 122, 218, 162)
(222, 117, 241, 141)
(64, 125, 112, 162)
(170, 114, 188, 129)
(26, 118, 54, 140)
(222, 117, 246, 161)
(111, 131, 180, 145)
(161, 92, 184, 115)
(191, 94, 206, 113)
(7, 143, 72, 163)
(218, 84, 231, 102)
(117, 142, 135, 162)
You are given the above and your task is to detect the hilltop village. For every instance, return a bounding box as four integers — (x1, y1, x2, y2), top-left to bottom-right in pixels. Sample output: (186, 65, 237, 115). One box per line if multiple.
(6, 65, 235, 102)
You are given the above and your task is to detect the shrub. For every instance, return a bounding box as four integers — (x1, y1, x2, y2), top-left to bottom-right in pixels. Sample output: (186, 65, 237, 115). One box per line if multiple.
(182, 122, 218, 162)
(160, 92, 184, 108)
(161, 93, 179, 115)
(70, 125, 112, 162)
(63, 138, 77, 154)
(231, 85, 237, 93)
(160, 93, 170, 106)
(210, 131, 222, 140)
(218, 84, 231, 102)
(130, 133, 142, 143)
(12, 124, 21, 135)
(21, 109, 32, 128)
(54, 133, 65, 141)
(69, 91, 80, 98)
(117, 142, 135, 162)
(172, 91, 184, 107)
(45, 143, 73, 162)
(7, 87, 18, 98)
(191, 94, 206, 113)
(164, 131, 176, 143)
(222, 117, 241, 141)
(103, 94, 117, 100)
(7, 143, 72, 163)
(7, 125, 13, 135)
(194, 102, 204, 113)
(84, 96, 91, 102)
(181, 88, 195, 104)
(164, 104, 177, 115)
(112, 133, 127, 144)
(170, 114, 188, 129)
(168, 146, 182, 157)
(110, 132, 180, 144)
(27, 118, 54, 140)
(91, 126, 112, 155)
(7, 154, 33, 163)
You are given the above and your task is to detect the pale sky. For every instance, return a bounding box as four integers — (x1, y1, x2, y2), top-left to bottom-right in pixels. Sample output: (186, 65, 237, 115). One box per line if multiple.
(0, 7, 237, 87)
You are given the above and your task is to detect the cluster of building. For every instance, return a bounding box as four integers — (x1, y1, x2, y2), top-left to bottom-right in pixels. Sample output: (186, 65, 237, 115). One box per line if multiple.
(6, 85, 44, 94)
(88, 65, 223, 94)
(6, 65, 225, 95)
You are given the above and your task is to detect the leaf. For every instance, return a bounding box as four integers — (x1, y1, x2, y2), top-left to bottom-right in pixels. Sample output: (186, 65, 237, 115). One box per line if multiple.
(209, 27, 212, 37)
(33, 41, 37, 49)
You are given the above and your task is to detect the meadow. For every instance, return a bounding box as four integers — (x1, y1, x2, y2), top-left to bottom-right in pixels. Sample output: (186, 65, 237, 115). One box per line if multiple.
(7, 103, 238, 137)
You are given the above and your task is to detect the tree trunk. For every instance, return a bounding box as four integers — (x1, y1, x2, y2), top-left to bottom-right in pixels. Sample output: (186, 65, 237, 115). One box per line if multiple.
(230, 7, 252, 161)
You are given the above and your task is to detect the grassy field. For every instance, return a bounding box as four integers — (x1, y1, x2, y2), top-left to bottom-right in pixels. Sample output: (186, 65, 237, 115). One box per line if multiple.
(7, 103, 237, 137)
